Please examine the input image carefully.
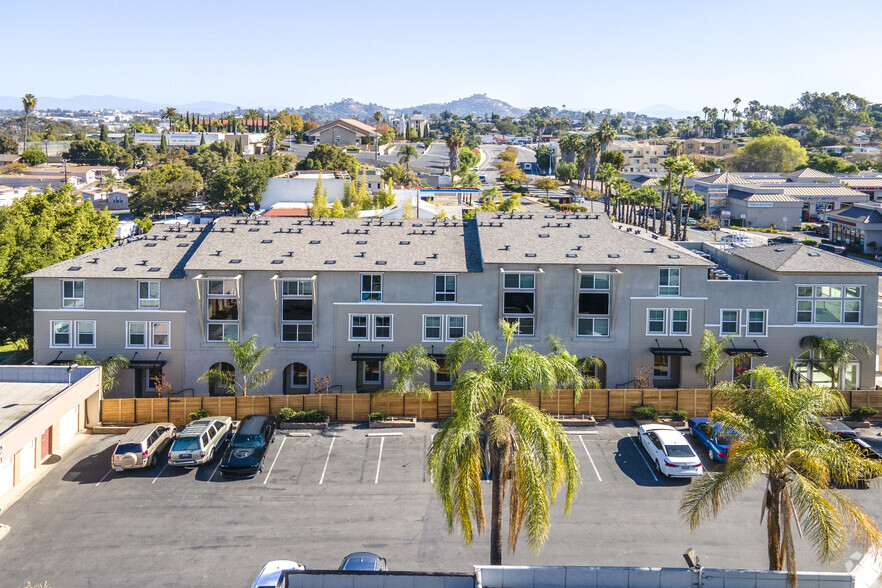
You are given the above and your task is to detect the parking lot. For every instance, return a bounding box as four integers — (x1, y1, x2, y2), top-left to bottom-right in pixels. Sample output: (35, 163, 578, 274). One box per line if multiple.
(2, 421, 881, 587)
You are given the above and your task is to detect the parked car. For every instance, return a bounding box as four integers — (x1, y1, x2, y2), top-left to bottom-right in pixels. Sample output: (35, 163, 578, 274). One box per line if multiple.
(818, 243, 847, 256)
(688, 417, 736, 462)
(818, 419, 882, 488)
(768, 236, 797, 245)
(111, 422, 176, 471)
(250, 560, 305, 588)
(168, 416, 233, 467)
(637, 424, 704, 478)
(220, 414, 279, 478)
(339, 552, 387, 571)
(720, 234, 752, 246)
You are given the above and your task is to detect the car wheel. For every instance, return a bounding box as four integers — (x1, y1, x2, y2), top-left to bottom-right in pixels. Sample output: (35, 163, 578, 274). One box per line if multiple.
(149, 453, 156, 468)
(709, 449, 716, 462)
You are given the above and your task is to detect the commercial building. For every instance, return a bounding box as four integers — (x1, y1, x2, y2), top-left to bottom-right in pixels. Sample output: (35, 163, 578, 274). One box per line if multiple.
(261, 170, 351, 210)
(26, 213, 879, 397)
(306, 119, 378, 147)
(826, 202, 882, 253)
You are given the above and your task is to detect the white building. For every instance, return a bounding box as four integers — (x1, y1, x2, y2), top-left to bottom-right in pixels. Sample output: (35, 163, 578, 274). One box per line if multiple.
(260, 171, 350, 210)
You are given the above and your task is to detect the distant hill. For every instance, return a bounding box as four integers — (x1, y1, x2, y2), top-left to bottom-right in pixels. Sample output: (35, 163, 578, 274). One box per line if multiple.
(0, 95, 238, 113)
(639, 104, 701, 119)
(291, 93, 527, 120)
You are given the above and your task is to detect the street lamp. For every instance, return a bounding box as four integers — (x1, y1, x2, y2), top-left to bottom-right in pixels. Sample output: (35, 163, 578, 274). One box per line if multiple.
(67, 363, 79, 387)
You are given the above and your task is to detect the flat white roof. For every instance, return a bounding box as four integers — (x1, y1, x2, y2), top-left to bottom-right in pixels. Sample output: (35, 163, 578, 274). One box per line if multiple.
(0, 382, 67, 437)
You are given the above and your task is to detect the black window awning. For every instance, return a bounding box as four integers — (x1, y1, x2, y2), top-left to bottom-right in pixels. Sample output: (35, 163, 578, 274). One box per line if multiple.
(725, 341, 768, 357)
(129, 352, 166, 369)
(351, 352, 388, 361)
(650, 339, 692, 356)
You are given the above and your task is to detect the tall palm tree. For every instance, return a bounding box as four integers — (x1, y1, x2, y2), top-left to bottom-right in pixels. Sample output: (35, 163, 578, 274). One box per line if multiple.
(373, 111, 382, 126)
(264, 119, 285, 156)
(71, 353, 130, 394)
(22, 93, 37, 146)
(595, 162, 618, 214)
(161, 107, 178, 129)
(638, 186, 661, 232)
(197, 334, 273, 396)
(398, 143, 418, 170)
(680, 189, 703, 240)
(559, 133, 581, 164)
(383, 345, 438, 399)
(681, 365, 882, 587)
(656, 171, 674, 236)
(798, 336, 871, 389)
(733, 97, 742, 122)
(455, 170, 481, 189)
(595, 123, 616, 155)
(444, 129, 464, 173)
(428, 322, 584, 565)
(581, 136, 600, 189)
(665, 139, 683, 158)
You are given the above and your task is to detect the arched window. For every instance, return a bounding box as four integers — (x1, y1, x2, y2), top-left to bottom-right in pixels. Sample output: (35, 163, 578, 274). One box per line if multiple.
(207, 362, 235, 396)
(794, 351, 860, 390)
(284, 362, 310, 394)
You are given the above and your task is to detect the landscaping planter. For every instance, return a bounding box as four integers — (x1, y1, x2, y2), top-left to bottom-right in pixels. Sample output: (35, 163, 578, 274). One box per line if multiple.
(280, 418, 330, 430)
(663, 419, 686, 428)
(369, 416, 417, 429)
(634, 419, 656, 427)
(843, 420, 871, 429)
(553, 414, 597, 427)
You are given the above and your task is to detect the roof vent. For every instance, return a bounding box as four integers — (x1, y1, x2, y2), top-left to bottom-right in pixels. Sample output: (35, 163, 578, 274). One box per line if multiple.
(271, 259, 283, 264)
(414, 260, 426, 265)
(284, 251, 294, 257)
(249, 227, 260, 232)
(428, 253, 438, 259)
(177, 243, 188, 247)
(211, 250, 222, 256)
(356, 240, 367, 245)
(668, 254, 680, 259)
(525, 253, 537, 258)
(645, 248, 655, 254)
(566, 253, 577, 258)
(145, 243, 157, 248)
(309, 240, 320, 245)
(608, 254, 620, 259)
(68, 266, 81, 271)
(148, 267, 160, 272)
(261, 239, 273, 244)
(324, 260, 336, 264)
(774, 248, 785, 252)
(539, 234, 549, 238)
(230, 259, 241, 264)
(376, 260, 387, 265)
(399, 241, 410, 245)
(413, 222, 422, 227)
(579, 234, 590, 238)
(114, 266, 126, 271)
(808, 252, 821, 257)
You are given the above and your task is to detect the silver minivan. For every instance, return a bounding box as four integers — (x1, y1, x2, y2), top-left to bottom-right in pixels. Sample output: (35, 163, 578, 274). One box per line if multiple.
(168, 417, 233, 466)
(111, 423, 176, 470)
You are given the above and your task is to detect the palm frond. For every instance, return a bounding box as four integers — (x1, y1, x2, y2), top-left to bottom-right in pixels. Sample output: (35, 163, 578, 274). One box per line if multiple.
(384, 345, 438, 400)
(680, 448, 762, 531)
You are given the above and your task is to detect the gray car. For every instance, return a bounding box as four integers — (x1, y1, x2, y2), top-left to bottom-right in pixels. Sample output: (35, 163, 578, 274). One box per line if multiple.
(168, 417, 233, 466)
(111, 423, 176, 470)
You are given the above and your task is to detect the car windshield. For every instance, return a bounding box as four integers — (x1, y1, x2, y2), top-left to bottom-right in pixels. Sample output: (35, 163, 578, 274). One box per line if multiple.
(716, 434, 735, 445)
(114, 443, 143, 454)
(342, 556, 380, 571)
(665, 444, 695, 458)
(171, 438, 201, 452)
(231, 434, 264, 448)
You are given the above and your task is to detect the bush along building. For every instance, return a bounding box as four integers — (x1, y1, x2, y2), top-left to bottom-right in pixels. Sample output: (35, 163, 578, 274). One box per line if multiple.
(27, 213, 878, 397)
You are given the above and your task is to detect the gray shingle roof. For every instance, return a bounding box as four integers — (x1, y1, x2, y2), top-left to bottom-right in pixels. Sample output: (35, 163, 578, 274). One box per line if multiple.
(26, 224, 208, 279)
(727, 244, 876, 274)
(476, 212, 711, 266)
(184, 217, 481, 273)
(827, 204, 882, 225)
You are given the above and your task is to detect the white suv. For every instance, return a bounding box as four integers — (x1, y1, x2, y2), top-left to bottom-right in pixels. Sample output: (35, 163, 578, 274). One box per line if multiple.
(168, 417, 233, 466)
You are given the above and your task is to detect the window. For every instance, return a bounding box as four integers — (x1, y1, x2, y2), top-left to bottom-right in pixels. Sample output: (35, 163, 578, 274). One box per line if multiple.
(423, 315, 443, 341)
(577, 273, 610, 337)
(658, 268, 680, 296)
(795, 354, 861, 390)
(76, 321, 95, 347)
(350, 315, 369, 340)
(151, 322, 170, 347)
(796, 285, 861, 324)
(281, 279, 314, 343)
(363, 360, 382, 384)
(62, 280, 84, 308)
(289, 362, 309, 389)
(447, 316, 465, 340)
(647, 309, 667, 334)
(720, 310, 740, 336)
(127, 321, 146, 347)
(670, 309, 690, 335)
(653, 355, 669, 378)
(733, 355, 751, 379)
(138, 281, 160, 309)
(435, 274, 456, 302)
(746, 310, 767, 336)
(373, 315, 392, 340)
(434, 362, 452, 385)
(503, 273, 535, 336)
(51, 320, 71, 347)
(206, 279, 238, 342)
(361, 274, 383, 301)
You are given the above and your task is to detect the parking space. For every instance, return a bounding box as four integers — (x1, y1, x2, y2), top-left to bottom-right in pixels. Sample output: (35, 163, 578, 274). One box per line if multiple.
(3, 421, 882, 586)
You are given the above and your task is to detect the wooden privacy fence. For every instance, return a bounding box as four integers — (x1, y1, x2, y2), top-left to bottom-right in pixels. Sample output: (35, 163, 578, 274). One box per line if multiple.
(100, 389, 875, 427)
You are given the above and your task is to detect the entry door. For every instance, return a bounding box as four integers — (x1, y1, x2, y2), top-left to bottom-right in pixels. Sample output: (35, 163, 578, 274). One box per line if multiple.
(41, 427, 52, 460)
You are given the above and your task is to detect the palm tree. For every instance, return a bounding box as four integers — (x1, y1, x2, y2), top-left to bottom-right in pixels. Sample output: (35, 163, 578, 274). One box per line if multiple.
(681, 365, 882, 586)
(161, 107, 178, 129)
(444, 129, 464, 173)
(264, 119, 285, 156)
(798, 336, 871, 389)
(373, 111, 382, 126)
(680, 189, 703, 240)
(71, 353, 130, 394)
(383, 345, 438, 399)
(455, 170, 481, 189)
(197, 334, 274, 396)
(398, 144, 418, 171)
(243, 109, 261, 132)
(581, 136, 600, 189)
(638, 186, 661, 232)
(733, 97, 742, 122)
(595, 123, 616, 155)
(22, 93, 37, 146)
(693, 330, 745, 388)
(665, 139, 683, 158)
(672, 156, 697, 241)
(595, 162, 618, 214)
(428, 321, 584, 565)
(559, 133, 581, 164)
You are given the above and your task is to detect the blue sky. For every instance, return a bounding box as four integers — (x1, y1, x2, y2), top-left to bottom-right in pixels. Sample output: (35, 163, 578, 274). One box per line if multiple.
(6, 0, 880, 112)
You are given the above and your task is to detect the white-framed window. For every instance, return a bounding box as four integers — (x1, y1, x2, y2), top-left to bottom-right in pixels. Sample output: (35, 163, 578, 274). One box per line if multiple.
(658, 267, 680, 296)
(51, 320, 71, 347)
(62, 280, 84, 308)
(373, 315, 393, 340)
(151, 321, 170, 348)
(423, 315, 443, 341)
(281, 279, 314, 343)
(447, 316, 466, 340)
(126, 321, 147, 348)
(720, 309, 740, 336)
(670, 309, 691, 335)
(75, 320, 96, 347)
(646, 309, 667, 335)
(577, 273, 610, 337)
(434, 362, 452, 385)
(206, 279, 239, 342)
(289, 362, 310, 389)
(363, 360, 382, 384)
(653, 355, 669, 378)
(350, 314, 369, 340)
(361, 274, 383, 301)
(796, 285, 862, 324)
(746, 310, 767, 336)
(138, 281, 160, 309)
(435, 274, 456, 302)
(503, 272, 535, 336)
(795, 354, 861, 390)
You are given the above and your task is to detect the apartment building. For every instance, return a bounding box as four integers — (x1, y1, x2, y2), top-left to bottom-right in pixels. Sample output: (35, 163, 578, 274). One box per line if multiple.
(608, 141, 669, 173)
(27, 213, 879, 397)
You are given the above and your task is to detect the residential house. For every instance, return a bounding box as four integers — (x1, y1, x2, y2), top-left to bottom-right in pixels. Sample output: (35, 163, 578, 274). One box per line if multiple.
(306, 119, 378, 148)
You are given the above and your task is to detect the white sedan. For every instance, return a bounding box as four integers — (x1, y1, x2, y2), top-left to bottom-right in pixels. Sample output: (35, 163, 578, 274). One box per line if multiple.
(251, 560, 305, 588)
(637, 424, 704, 478)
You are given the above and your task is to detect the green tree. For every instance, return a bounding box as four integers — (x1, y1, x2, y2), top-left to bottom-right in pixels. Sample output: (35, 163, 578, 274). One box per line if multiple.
(680, 189, 703, 240)
(309, 174, 330, 217)
(383, 345, 438, 399)
(129, 121, 158, 133)
(428, 322, 584, 565)
(21, 93, 37, 148)
(20, 149, 47, 166)
(555, 161, 577, 182)
(694, 330, 744, 388)
(158, 134, 167, 156)
(0, 133, 18, 154)
(197, 335, 274, 396)
(126, 162, 203, 217)
(599, 150, 625, 171)
(534, 177, 560, 198)
(458, 148, 479, 171)
(130, 143, 158, 168)
(161, 107, 179, 128)
(264, 119, 285, 156)
(71, 353, 130, 394)
(329, 199, 345, 217)
(444, 129, 464, 172)
(681, 366, 882, 585)
(296, 144, 360, 178)
(798, 336, 871, 390)
(398, 144, 418, 170)
(730, 135, 808, 173)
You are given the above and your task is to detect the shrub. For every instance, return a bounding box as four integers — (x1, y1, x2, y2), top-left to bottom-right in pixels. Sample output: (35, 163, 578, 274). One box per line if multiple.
(279, 407, 296, 421)
(20, 149, 48, 165)
(633, 405, 659, 422)
(188, 408, 209, 421)
(288, 409, 329, 423)
(851, 407, 878, 421)
(671, 410, 688, 421)
(370, 411, 389, 421)
(803, 239, 819, 247)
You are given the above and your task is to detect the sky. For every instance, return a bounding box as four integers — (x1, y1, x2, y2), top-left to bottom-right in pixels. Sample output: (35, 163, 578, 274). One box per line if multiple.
(5, 0, 881, 113)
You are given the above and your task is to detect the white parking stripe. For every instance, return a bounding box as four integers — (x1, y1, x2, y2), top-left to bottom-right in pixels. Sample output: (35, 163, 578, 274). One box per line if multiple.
(263, 436, 286, 485)
(374, 437, 385, 484)
(578, 436, 602, 482)
(630, 435, 658, 482)
(95, 469, 113, 486)
(151, 462, 169, 484)
(319, 435, 336, 485)
(207, 459, 222, 482)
